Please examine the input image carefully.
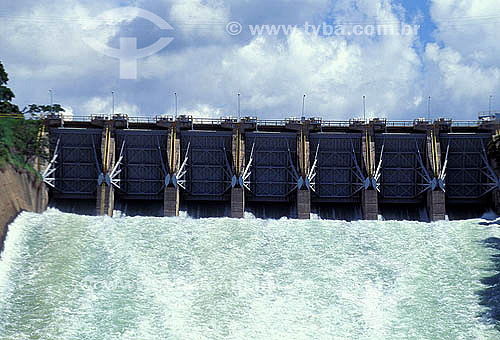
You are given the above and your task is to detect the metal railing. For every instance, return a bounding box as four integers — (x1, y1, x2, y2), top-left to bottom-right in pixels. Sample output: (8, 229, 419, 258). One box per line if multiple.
(34, 113, 500, 129)
(256, 119, 286, 127)
(450, 120, 480, 127)
(192, 117, 227, 125)
(68, 115, 90, 122)
(321, 120, 351, 128)
(127, 116, 158, 124)
(385, 120, 414, 127)
(0, 113, 24, 119)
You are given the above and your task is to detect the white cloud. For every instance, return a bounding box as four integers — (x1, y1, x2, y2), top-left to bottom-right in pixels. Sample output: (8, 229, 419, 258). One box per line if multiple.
(430, 0, 500, 65)
(140, 0, 423, 119)
(422, 0, 500, 116)
(3, 0, 499, 120)
(183, 104, 223, 118)
(425, 43, 500, 98)
(82, 97, 140, 116)
(168, 0, 229, 40)
(61, 106, 74, 120)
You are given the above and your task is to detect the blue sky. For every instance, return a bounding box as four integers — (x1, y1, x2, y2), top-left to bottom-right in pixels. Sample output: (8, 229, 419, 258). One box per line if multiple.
(1, 0, 499, 120)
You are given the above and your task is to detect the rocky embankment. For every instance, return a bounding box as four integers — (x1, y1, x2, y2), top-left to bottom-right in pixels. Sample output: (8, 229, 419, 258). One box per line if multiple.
(0, 164, 48, 253)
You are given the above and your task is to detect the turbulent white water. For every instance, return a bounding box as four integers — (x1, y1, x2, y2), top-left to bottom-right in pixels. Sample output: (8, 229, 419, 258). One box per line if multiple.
(1, 209, 500, 340)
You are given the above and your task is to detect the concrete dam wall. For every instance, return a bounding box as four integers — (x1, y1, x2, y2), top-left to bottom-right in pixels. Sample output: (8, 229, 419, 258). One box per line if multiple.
(43, 115, 500, 221)
(0, 164, 49, 253)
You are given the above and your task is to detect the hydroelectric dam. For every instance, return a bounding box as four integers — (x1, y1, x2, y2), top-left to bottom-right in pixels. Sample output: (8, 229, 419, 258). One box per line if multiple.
(40, 114, 500, 221)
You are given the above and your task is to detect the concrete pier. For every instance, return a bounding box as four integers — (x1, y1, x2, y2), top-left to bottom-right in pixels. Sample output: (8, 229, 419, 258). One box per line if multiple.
(494, 190, 500, 216)
(96, 125, 115, 216)
(231, 187, 245, 218)
(230, 125, 246, 218)
(297, 189, 311, 219)
(296, 124, 311, 219)
(362, 189, 378, 220)
(489, 132, 500, 215)
(164, 125, 181, 217)
(96, 185, 114, 217)
(426, 126, 446, 221)
(427, 190, 445, 221)
(164, 186, 180, 217)
(361, 125, 378, 220)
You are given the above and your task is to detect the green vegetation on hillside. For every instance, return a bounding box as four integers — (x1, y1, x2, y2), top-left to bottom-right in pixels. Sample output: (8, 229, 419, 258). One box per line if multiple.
(0, 118, 47, 169)
(0, 61, 60, 170)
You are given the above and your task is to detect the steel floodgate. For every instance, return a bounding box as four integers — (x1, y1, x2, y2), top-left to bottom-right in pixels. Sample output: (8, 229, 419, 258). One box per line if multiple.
(0, 209, 499, 339)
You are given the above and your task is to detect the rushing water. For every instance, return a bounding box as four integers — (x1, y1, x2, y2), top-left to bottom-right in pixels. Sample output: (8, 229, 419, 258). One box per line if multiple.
(1, 209, 500, 340)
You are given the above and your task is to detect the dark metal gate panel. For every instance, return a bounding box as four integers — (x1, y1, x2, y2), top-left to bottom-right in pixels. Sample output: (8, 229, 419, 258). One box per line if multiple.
(181, 131, 232, 201)
(309, 133, 362, 202)
(50, 128, 102, 199)
(440, 133, 493, 200)
(375, 133, 427, 201)
(115, 130, 168, 200)
(245, 132, 297, 201)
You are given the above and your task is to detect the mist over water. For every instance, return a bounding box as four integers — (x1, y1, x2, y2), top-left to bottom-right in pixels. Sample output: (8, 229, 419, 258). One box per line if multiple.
(1, 209, 500, 339)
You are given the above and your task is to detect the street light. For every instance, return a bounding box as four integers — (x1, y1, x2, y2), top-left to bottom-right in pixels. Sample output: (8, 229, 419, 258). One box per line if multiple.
(174, 92, 178, 119)
(48, 89, 53, 115)
(363, 95, 366, 121)
(111, 91, 115, 119)
(302, 94, 306, 119)
(427, 96, 431, 121)
(238, 93, 241, 121)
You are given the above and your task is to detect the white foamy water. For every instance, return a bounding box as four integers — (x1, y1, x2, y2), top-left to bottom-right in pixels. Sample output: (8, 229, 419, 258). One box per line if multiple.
(0, 209, 500, 339)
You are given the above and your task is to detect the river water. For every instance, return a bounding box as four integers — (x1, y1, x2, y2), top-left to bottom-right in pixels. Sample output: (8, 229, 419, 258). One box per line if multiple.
(0, 209, 499, 339)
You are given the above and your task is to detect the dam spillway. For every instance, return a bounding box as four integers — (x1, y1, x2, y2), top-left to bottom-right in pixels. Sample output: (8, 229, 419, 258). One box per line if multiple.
(41, 114, 500, 221)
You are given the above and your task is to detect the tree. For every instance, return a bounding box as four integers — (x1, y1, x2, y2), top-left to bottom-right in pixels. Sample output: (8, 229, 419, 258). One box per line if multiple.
(0, 61, 20, 114)
(0, 62, 49, 168)
(23, 104, 65, 117)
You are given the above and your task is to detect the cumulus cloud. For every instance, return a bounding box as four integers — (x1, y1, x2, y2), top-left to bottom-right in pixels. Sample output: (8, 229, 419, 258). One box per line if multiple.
(430, 0, 500, 65)
(169, 0, 229, 40)
(1, 0, 499, 120)
(423, 0, 500, 116)
(140, 0, 423, 119)
(81, 96, 140, 116)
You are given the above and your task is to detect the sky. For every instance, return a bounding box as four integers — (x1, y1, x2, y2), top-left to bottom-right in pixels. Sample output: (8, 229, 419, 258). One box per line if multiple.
(1, 0, 500, 121)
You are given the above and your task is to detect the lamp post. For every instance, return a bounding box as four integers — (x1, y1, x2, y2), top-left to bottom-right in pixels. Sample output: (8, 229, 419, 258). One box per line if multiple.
(49, 89, 53, 115)
(302, 94, 306, 119)
(174, 92, 178, 119)
(427, 96, 431, 121)
(363, 95, 366, 121)
(238, 93, 241, 121)
(111, 91, 115, 119)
